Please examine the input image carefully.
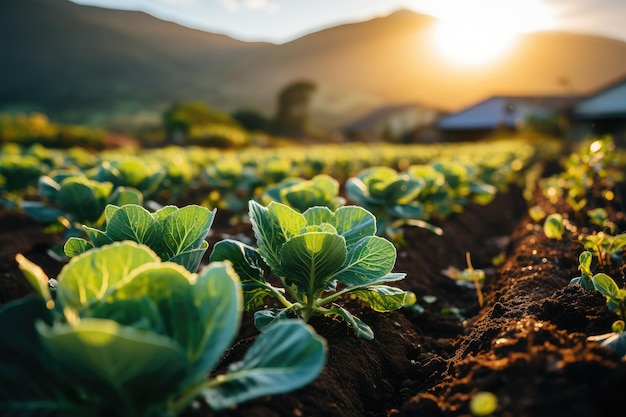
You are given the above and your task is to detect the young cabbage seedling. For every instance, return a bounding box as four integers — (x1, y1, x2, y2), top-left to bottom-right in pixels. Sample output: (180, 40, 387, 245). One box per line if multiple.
(21, 171, 144, 237)
(569, 250, 595, 290)
(20, 171, 144, 260)
(591, 271, 626, 322)
(90, 156, 167, 201)
(573, 261, 626, 359)
(528, 205, 546, 223)
(0, 152, 46, 209)
(587, 207, 617, 233)
(570, 249, 626, 359)
(569, 249, 626, 320)
(5, 242, 326, 416)
(261, 174, 346, 212)
(64, 203, 215, 272)
(580, 231, 626, 269)
(210, 200, 415, 340)
(543, 213, 565, 240)
(345, 166, 443, 243)
(203, 157, 262, 215)
(441, 252, 485, 307)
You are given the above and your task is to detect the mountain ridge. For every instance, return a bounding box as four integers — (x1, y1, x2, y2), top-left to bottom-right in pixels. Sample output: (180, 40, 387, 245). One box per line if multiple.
(1, 0, 626, 129)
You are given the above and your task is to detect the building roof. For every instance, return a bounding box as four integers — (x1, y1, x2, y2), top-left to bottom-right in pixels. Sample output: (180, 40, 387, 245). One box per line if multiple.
(438, 95, 578, 130)
(572, 73, 626, 118)
(343, 103, 442, 132)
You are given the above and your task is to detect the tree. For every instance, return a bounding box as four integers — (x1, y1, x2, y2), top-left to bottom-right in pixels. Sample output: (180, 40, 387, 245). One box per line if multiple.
(232, 109, 271, 132)
(163, 101, 240, 144)
(270, 80, 316, 138)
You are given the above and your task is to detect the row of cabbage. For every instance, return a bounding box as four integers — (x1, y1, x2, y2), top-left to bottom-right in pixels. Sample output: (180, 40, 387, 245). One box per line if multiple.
(0, 137, 559, 245)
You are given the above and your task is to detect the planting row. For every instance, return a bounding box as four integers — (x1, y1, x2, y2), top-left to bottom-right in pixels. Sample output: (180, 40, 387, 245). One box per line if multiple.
(1, 136, 557, 207)
(529, 136, 626, 359)
(1, 137, 557, 257)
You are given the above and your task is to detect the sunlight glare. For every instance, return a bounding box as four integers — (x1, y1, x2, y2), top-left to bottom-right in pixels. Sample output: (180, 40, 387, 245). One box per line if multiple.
(428, 0, 555, 67)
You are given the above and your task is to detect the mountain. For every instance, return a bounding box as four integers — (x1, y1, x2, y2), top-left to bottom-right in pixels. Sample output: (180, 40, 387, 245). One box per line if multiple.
(0, 0, 270, 126)
(2, 0, 626, 130)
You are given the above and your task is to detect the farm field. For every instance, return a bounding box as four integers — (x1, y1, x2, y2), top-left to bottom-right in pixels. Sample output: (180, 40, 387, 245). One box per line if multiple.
(1, 136, 625, 417)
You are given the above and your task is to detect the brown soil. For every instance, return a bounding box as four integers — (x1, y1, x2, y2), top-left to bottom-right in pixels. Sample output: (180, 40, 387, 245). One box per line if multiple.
(2, 179, 625, 417)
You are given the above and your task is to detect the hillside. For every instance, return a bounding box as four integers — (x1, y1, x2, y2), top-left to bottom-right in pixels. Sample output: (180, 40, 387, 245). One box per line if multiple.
(0, 0, 270, 126)
(2, 0, 626, 129)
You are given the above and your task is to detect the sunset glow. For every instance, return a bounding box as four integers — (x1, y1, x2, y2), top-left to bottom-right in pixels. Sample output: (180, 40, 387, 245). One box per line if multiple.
(429, 0, 556, 66)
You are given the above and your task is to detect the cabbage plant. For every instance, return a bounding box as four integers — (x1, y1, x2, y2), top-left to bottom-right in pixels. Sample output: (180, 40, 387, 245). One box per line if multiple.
(583, 267, 626, 360)
(0, 242, 326, 416)
(345, 166, 443, 240)
(64, 203, 214, 272)
(569, 250, 595, 290)
(261, 174, 346, 212)
(570, 249, 626, 359)
(407, 161, 497, 218)
(543, 213, 565, 240)
(203, 158, 261, 214)
(0, 153, 45, 192)
(581, 231, 626, 267)
(429, 160, 497, 208)
(0, 153, 46, 209)
(90, 156, 167, 200)
(21, 171, 143, 239)
(32, 170, 142, 216)
(210, 200, 415, 340)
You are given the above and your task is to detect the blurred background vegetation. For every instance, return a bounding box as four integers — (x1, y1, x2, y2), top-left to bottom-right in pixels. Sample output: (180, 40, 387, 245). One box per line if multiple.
(0, 79, 334, 150)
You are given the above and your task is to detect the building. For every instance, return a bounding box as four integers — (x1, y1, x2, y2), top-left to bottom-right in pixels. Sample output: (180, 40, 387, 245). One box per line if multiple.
(342, 103, 444, 143)
(569, 74, 626, 145)
(437, 95, 578, 141)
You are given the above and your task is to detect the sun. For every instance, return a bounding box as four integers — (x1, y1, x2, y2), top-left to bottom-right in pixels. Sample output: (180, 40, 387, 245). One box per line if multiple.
(427, 0, 555, 67)
(433, 18, 517, 66)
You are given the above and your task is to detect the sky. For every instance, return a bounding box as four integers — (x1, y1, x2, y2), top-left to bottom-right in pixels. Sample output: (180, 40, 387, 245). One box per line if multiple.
(69, 0, 626, 45)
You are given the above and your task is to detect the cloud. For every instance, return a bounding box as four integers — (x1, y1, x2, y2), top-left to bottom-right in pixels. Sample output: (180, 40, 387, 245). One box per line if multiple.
(216, 0, 279, 13)
(216, 0, 240, 12)
(160, 0, 196, 6)
(243, 0, 279, 13)
(544, 0, 626, 15)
